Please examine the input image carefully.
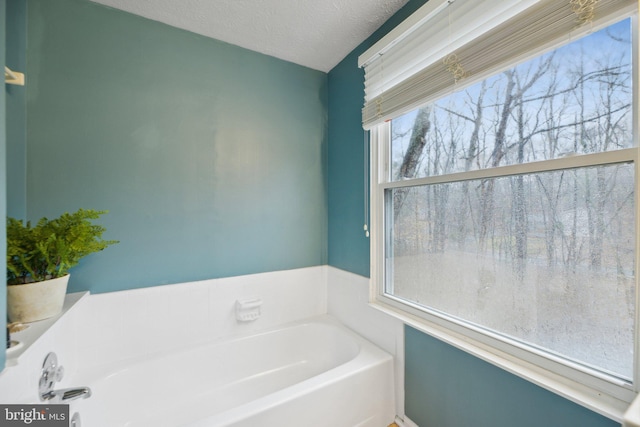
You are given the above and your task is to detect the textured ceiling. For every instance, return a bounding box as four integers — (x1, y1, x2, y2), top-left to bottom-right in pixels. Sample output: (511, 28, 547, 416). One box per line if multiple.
(89, 0, 409, 72)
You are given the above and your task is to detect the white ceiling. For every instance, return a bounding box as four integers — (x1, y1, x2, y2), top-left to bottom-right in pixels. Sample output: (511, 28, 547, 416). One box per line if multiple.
(89, 0, 409, 72)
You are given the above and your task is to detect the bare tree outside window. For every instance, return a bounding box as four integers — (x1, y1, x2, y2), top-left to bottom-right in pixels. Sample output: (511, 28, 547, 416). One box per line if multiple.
(386, 18, 634, 379)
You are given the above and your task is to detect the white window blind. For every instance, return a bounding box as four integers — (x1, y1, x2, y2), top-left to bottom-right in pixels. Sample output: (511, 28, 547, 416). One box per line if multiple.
(359, 0, 637, 130)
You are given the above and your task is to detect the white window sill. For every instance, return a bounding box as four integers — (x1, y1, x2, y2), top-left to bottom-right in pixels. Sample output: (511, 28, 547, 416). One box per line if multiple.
(370, 300, 632, 423)
(6, 291, 89, 367)
(624, 394, 640, 427)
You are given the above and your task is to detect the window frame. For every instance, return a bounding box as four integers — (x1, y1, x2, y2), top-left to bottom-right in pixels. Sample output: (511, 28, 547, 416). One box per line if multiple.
(368, 14, 640, 420)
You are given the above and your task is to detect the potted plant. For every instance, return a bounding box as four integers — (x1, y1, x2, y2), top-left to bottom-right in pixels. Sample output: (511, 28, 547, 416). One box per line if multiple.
(6, 208, 118, 323)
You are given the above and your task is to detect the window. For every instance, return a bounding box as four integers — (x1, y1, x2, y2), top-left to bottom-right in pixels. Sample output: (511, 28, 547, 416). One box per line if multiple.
(365, 0, 638, 418)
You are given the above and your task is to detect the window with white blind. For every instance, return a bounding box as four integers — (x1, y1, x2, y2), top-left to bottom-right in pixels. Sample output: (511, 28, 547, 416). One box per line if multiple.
(364, 0, 638, 419)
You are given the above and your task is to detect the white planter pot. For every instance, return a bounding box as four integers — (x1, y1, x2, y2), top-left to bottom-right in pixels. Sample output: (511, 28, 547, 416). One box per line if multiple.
(7, 275, 70, 323)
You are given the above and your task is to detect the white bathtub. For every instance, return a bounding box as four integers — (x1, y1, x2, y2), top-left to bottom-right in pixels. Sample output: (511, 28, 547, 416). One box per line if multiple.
(69, 315, 394, 427)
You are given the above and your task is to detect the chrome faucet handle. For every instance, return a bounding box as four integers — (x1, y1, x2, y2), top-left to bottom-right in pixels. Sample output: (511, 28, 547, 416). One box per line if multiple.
(38, 352, 91, 403)
(39, 352, 64, 400)
(42, 387, 92, 403)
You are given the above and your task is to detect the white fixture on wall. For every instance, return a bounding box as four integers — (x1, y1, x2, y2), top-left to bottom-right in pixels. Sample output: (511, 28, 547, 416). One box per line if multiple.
(235, 298, 263, 322)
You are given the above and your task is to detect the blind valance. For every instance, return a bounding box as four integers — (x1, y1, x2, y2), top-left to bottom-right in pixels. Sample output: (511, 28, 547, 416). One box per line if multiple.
(360, 0, 636, 129)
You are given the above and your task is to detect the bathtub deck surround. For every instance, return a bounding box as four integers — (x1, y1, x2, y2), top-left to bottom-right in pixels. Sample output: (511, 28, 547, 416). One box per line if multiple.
(74, 267, 328, 371)
(5, 291, 88, 366)
(0, 266, 402, 426)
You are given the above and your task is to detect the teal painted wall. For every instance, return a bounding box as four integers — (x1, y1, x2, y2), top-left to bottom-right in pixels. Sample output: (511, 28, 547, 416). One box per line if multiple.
(24, 0, 328, 293)
(326, 51, 369, 277)
(327, 0, 426, 277)
(6, 0, 26, 220)
(405, 326, 620, 427)
(1, 0, 8, 371)
(327, 1, 622, 425)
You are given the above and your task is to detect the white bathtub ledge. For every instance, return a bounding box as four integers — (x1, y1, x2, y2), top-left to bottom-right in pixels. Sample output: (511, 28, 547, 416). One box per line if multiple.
(6, 291, 89, 367)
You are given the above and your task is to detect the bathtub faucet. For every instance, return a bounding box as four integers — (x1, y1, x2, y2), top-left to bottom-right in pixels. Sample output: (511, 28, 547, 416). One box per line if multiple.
(39, 352, 92, 403)
(41, 386, 92, 403)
